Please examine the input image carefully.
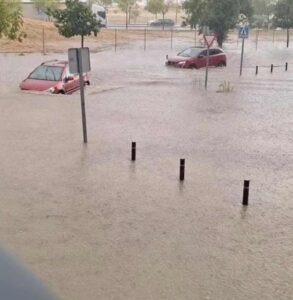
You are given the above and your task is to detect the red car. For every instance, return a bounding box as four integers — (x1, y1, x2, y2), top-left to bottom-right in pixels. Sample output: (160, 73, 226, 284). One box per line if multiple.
(166, 47, 227, 69)
(20, 60, 90, 94)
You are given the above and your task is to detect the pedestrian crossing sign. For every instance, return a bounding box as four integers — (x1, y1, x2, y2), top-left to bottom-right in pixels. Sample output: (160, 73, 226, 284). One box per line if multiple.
(239, 26, 249, 39)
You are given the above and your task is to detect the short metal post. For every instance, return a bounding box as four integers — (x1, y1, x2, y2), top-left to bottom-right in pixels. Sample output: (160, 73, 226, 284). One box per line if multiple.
(42, 26, 45, 55)
(115, 29, 117, 52)
(271, 64, 274, 73)
(255, 66, 258, 75)
(242, 180, 250, 206)
(285, 62, 288, 71)
(179, 159, 185, 181)
(144, 28, 146, 51)
(131, 142, 136, 161)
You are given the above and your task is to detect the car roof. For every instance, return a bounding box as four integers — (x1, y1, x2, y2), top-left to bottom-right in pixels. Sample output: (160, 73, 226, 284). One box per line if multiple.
(185, 46, 224, 51)
(41, 60, 68, 67)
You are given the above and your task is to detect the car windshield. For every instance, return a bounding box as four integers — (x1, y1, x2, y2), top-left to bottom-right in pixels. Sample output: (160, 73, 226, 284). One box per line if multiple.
(29, 65, 64, 81)
(178, 48, 203, 57)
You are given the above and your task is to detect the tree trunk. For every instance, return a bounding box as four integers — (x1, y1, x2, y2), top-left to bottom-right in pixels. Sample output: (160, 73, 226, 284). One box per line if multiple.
(126, 10, 128, 29)
(162, 12, 165, 30)
(217, 34, 223, 48)
(81, 35, 84, 48)
(287, 27, 290, 48)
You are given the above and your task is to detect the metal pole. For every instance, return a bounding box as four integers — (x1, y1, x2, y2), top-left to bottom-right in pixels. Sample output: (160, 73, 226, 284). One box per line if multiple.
(271, 64, 273, 73)
(204, 47, 210, 89)
(240, 38, 245, 76)
(42, 26, 45, 55)
(115, 28, 117, 52)
(256, 29, 259, 50)
(273, 29, 275, 44)
(255, 66, 258, 75)
(144, 28, 146, 51)
(194, 28, 196, 46)
(170, 29, 173, 49)
(285, 62, 288, 71)
(77, 49, 88, 144)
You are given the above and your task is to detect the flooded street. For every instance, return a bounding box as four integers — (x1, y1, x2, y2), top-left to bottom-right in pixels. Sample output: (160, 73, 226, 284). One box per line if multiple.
(0, 37, 293, 300)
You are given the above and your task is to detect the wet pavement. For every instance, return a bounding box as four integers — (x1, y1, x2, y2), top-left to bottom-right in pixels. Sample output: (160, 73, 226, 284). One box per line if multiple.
(0, 38, 293, 300)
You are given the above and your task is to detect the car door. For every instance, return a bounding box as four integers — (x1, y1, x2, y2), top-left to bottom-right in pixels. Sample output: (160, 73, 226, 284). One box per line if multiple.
(208, 48, 217, 66)
(63, 66, 79, 93)
(197, 50, 208, 68)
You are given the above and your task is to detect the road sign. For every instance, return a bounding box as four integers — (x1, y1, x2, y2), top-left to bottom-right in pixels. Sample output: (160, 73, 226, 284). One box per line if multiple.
(68, 47, 91, 143)
(68, 47, 91, 74)
(203, 34, 216, 48)
(239, 26, 249, 39)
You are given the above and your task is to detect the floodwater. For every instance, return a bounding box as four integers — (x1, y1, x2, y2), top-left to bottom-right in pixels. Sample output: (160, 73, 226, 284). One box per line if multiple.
(0, 37, 292, 300)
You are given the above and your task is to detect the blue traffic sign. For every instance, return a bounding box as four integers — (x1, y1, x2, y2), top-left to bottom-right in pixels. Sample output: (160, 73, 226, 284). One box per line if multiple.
(239, 26, 249, 39)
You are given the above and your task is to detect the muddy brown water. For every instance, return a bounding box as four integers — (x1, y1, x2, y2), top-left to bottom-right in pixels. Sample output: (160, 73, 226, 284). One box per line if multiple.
(0, 38, 292, 300)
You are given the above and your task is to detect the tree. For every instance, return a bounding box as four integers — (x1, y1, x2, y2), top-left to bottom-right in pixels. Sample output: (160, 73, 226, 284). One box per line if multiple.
(89, 0, 113, 8)
(251, 0, 276, 28)
(146, 0, 163, 18)
(240, 0, 254, 19)
(32, 0, 59, 14)
(117, 0, 136, 28)
(0, 0, 25, 41)
(48, 0, 101, 47)
(183, 0, 241, 47)
(273, 0, 293, 47)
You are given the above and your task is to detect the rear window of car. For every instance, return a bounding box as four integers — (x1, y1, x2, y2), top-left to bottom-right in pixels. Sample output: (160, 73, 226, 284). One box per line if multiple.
(29, 65, 64, 81)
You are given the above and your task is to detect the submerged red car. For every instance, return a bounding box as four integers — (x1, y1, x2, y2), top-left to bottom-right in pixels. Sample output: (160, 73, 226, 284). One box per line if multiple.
(166, 47, 227, 69)
(20, 60, 90, 94)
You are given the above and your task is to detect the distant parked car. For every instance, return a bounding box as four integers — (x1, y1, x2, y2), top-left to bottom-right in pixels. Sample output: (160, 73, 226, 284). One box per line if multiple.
(19, 60, 90, 94)
(166, 47, 227, 69)
(148, 18, 175, 28)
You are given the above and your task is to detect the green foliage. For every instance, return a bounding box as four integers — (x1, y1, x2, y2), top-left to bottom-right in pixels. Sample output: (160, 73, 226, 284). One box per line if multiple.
(89, 0, 112, 8)
(252, 0, 276, 15)
(183, 0, 240, 46)
(273, 0, 293, 28)
(146, 0, 163, 15)
(32, 0, 59, 13)
(117, 0, 136, 13)
(0, 0, 25, 41)
(48, 0, 101, 47)
(240, 0, 254, 19)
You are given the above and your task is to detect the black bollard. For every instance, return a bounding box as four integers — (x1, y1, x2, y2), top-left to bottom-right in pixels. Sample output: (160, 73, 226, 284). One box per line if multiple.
(179, 159, 185, 181)
(131, 142, 136, 161)
(242, 180, 250, 206)
(255, 66, 258, 75)
(271, 64, 274, 73)
(285, 62, 288, 71)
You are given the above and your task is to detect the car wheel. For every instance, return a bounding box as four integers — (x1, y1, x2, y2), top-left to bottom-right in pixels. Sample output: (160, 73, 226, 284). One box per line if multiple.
(190, 64, 198, 69)
(217, 61, 226, 67)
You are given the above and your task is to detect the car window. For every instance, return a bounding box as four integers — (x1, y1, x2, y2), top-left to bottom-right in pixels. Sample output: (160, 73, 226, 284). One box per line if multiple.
(199, 50, 208, 56)
(212, 49, 222, 55)
(29, 65, 64, 81)
(178, 48, 202, 57)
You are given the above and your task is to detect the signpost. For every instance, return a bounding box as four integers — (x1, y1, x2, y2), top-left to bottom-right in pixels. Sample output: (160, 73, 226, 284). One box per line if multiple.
(203, 34, 216, 89)
(68, 47, 91, 143)
(239, 26, 249, 76)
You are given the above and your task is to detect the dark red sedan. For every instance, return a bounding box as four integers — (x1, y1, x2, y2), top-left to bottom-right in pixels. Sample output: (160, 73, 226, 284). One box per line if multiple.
(166, 47, 227, 69)
(20, 60, 90, 94)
